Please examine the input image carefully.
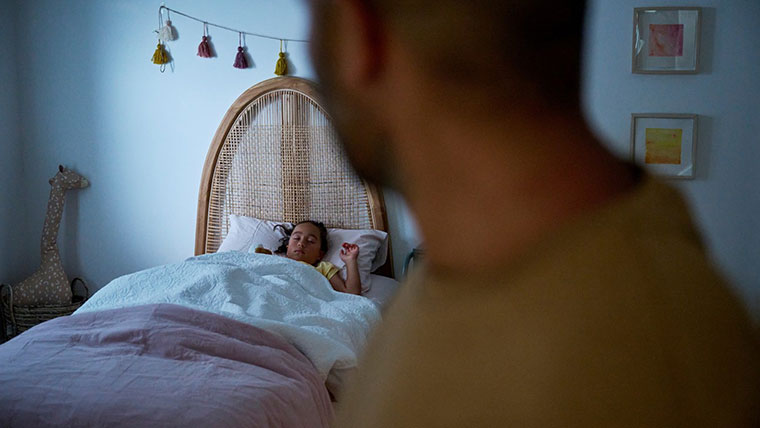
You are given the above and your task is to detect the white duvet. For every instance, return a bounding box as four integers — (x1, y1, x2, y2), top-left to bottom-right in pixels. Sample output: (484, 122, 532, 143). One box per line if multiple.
(75, 252, 382, 381)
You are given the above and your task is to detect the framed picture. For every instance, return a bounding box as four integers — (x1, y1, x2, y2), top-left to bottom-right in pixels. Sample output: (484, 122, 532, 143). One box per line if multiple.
(630, 114, 698, 179)
(632, 7, 701, 74)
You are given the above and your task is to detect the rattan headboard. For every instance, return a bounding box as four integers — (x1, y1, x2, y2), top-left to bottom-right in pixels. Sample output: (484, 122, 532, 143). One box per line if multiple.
(195, 77, 393, 277)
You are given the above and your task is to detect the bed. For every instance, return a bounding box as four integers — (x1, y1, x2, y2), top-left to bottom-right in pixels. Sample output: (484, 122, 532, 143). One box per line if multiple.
(0, 77, 399, 427)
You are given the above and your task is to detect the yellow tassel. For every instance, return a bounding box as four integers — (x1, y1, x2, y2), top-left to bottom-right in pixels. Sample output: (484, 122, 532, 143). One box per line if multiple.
(274, 52, 288, 76)
(274, 40, 287, 76)
(151, 42, 169, 65)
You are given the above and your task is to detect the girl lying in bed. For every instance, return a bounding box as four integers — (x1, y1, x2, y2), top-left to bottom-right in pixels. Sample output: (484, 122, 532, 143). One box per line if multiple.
(266, 221, 362, 295)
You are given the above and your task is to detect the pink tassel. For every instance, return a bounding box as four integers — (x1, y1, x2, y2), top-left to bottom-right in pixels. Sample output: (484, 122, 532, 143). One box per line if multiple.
(197, 36, 212, 58)
(234, 46, 248, 69)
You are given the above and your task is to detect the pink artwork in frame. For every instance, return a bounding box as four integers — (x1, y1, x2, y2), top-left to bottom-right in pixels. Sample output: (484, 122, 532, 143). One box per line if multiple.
(649, 24, 684, 57)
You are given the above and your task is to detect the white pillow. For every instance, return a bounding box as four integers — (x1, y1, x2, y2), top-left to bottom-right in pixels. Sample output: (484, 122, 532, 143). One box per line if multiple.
(217, 215, 388, 292)
(363, 274, 400, 309)
(216, 216, 282, 253)
(325, 228, 388, 292)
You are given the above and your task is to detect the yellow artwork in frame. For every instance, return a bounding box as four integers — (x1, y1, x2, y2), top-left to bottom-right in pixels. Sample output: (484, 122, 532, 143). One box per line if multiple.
(645, 128, 682, 164)
(630, 113, 697, 179)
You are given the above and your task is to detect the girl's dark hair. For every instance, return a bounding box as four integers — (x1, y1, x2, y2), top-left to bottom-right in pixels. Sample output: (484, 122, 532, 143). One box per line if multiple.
(274, 220, 329, 255)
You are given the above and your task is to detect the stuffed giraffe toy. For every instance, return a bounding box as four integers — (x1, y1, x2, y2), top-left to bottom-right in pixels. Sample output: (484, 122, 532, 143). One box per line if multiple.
(11, 165, 89, 306)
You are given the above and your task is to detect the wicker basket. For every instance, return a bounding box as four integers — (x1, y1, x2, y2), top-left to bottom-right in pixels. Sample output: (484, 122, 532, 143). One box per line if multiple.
(1, 278, 89, 340)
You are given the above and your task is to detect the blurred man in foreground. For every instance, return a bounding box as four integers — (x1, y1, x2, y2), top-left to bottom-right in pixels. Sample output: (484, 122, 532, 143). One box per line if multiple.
(309, 1, 759, 426)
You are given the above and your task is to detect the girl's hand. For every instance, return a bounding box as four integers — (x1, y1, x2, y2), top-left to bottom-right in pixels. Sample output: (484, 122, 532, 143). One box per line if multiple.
(339, 242, 360, 263)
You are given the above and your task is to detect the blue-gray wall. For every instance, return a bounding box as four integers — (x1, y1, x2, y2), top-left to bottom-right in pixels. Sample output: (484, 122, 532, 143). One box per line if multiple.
(1, 0, 419, 287)
(583, 0, 760, 318)
(1, 0, 756, 319)
(0, 0, 24, 283)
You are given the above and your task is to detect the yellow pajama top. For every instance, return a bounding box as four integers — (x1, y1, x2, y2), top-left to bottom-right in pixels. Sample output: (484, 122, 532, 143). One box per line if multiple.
(301, 260, 340, 280)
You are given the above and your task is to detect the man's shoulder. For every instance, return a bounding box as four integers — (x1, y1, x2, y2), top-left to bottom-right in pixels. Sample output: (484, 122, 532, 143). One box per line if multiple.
(419, 176, 746, 346)
(346, 176, 759, 426)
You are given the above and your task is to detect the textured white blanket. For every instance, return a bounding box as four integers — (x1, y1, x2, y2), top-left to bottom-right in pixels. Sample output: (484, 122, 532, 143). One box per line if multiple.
(76, 252, 381, 380)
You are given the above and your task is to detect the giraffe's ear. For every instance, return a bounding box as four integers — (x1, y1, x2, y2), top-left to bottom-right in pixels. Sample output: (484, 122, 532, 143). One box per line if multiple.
(49, 178, 54, 185)
(58, 165, 64, 172)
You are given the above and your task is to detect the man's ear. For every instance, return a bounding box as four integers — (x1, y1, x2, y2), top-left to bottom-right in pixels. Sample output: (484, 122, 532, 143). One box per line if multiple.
(337, 0, 386, 86)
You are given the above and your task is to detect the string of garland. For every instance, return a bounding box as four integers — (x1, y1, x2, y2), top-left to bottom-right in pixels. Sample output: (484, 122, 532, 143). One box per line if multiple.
(151, 5, 307, 74)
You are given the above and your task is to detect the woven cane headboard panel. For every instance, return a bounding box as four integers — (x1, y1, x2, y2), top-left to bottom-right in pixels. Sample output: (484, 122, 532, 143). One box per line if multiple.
(195, 77, 392, 277)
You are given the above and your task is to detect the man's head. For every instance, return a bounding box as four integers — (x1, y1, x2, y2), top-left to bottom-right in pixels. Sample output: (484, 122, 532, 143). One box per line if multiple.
(309, 0, 588, 188)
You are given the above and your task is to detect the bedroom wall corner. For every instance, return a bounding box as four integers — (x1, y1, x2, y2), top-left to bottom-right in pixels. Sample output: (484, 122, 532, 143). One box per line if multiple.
(0, 0, 28, 284)
(383, 189, 422, 279)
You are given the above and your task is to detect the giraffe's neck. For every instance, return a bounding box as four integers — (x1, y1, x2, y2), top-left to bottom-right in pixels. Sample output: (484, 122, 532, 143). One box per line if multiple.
(40, 182, 66, 261)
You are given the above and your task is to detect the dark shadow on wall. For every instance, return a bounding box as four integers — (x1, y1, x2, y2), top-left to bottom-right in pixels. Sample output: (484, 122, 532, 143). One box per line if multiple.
(694, 115, 712, 180)
(698, 8, 715, 75)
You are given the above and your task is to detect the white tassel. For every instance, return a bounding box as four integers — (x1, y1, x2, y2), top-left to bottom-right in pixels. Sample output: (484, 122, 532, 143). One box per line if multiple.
(158, 19, 176, 42)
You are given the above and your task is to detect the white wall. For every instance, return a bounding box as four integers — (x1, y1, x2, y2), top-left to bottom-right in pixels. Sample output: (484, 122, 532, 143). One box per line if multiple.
(13, 0, 311, 288)
(0, 0, 25, 283)
(7, 0, 418, 289)
(583, 0, 760, 318)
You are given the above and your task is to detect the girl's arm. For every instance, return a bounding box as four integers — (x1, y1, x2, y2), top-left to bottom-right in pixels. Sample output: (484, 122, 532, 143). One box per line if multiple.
(329, 243, 361, 295)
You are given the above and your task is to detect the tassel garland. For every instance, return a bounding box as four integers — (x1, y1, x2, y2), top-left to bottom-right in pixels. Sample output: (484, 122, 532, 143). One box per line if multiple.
(158, 19, 177, 42)
(150, 6, 310, 72)
(274, 40, 287, 76)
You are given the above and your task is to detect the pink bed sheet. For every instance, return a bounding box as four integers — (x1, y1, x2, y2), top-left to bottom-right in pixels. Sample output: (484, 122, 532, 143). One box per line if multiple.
(0, 304, 333, 427)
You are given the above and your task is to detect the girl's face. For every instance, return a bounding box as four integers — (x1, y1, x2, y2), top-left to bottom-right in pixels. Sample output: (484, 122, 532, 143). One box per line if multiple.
(286, 222, 325, 265)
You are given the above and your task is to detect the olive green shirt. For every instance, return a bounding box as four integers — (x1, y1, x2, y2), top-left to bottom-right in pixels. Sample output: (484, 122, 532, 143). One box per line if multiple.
(335, 176, 759, 427)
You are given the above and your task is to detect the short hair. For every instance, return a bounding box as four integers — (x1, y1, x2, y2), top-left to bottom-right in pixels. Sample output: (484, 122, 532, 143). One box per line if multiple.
(365, 0, 587, 109)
